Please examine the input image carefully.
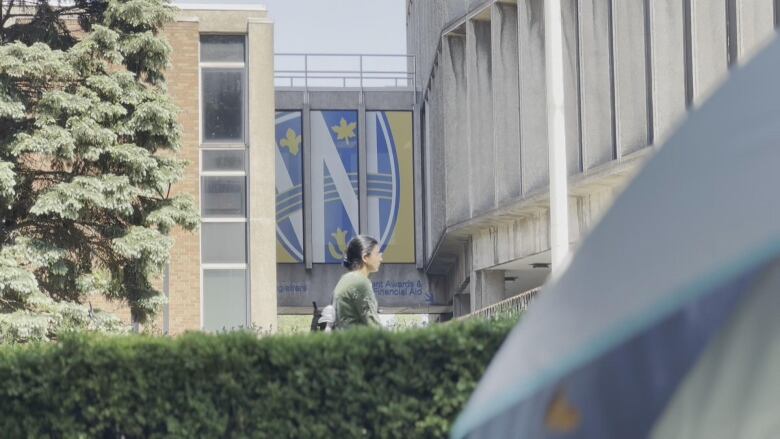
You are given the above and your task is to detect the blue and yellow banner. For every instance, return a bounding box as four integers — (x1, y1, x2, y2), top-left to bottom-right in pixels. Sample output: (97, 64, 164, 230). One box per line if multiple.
(275, 111, 304, 263)
(311, 110, 360, 263)
(367, 111, 415, 263)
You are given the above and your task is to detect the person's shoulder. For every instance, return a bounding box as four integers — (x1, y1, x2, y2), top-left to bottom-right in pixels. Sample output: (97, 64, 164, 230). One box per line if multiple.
(342, 271, 372, 288)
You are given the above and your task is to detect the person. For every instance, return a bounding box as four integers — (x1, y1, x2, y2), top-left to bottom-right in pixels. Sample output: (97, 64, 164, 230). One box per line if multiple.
(332, 235, 383, 330)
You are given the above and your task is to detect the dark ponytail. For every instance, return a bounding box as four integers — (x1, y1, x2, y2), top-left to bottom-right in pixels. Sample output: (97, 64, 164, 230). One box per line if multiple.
(342, 235, 379, 271)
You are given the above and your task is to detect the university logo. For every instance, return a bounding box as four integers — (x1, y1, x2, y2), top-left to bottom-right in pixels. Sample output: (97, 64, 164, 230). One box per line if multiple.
(276, 110, 404, 264)
(366, 111, 402, 254)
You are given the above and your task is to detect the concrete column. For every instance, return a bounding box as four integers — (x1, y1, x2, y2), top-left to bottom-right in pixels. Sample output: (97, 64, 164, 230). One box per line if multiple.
(247, 17, 278, 331)
(413, 102, 423, 269)
(648, 0, 687, 144)
(491, 3, 522, 203)
(688, 0, 728, 107)
(517, 0, 548, 194)
(612, 0, 649, 157)
(443, 33, 470, 224)
(453, 292, 471, 317)
(466, 19, 494, 214)
(483, 270, 506, 306)
(731, 0, 775, 65)
(579, 0, 615, 169)
(469, 269, 505, 311)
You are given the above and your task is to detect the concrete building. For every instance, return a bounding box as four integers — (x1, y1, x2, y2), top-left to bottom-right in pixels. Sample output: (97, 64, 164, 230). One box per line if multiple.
(406, 0, 779, 317)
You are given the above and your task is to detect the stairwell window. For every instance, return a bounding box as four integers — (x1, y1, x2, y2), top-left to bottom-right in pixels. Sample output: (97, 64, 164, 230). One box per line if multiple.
(200, 34, 249, 331)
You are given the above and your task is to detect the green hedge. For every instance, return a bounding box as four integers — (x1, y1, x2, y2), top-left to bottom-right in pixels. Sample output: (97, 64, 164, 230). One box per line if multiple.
(0, 318, 516, 438)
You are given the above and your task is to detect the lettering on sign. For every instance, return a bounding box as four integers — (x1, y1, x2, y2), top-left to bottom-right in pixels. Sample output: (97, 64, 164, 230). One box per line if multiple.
(277, 283, 308, 296)
(372, 280, 426, 297)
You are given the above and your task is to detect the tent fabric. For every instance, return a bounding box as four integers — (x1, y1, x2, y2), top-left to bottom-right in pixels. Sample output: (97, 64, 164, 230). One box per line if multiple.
(461, 261, 760, 438)
(651, 259, 780, 439)
(452, 35, 780, 439)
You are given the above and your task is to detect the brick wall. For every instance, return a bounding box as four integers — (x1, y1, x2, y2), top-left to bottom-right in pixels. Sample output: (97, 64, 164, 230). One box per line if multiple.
(164, 20, 202, 334)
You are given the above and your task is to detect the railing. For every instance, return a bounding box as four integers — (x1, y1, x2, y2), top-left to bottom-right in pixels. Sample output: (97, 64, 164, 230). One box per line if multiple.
(274, 53, 416, 90)
(458, 287, 541, 320)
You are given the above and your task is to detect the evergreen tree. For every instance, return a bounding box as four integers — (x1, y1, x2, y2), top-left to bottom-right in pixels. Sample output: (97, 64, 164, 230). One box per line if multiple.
(0, 0, 198, 342)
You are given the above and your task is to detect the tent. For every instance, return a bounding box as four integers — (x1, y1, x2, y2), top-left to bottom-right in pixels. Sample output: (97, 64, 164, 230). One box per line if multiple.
(451, 36, 780, 439)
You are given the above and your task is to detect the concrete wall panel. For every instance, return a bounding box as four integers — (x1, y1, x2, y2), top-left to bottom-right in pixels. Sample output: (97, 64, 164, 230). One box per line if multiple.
(733, 0, 775, 65)
(307, 91, 361, 109)
(612, 0, 649, 156)
(578, 0, 615, 169)
(648, 0, 687, 144)
(689, 0, 728, 106)
(562, 2, 583, 174)
(467, 20, 495, 214)
(443, 35, 471, 224)
(423, 77, 448, 260)
(517, 0, 548, 193)
(492, 3, 522, 203)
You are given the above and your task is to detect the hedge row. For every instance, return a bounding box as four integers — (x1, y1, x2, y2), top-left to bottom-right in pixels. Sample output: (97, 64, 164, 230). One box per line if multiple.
(0, 318, 516, 438)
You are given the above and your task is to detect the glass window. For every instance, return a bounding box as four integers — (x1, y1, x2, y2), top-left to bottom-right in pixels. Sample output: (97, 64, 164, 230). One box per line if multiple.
(200, 35, 245, 63)
(201, 223, 246, 264)
(202, 149, 245, 172)
(275, 111, 304, 263)
(366, 111, 415, 263)
(202, 269, 247, 331)
(201, 176, 246, 218)
(202, 69, 245, 143)
(310, 110, 359, 263)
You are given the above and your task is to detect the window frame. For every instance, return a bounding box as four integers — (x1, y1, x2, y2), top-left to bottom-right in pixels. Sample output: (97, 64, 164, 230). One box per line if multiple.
(199, 34, 251, 330)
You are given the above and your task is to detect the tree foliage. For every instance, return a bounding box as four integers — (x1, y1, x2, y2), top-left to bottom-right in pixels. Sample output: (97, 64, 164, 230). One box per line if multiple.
(0, 0, 197, 342)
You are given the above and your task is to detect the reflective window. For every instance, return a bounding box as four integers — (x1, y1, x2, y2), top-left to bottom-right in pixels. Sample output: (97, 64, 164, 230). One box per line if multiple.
(201, 176, 246, 218)
(201, 223, 246, 264)
(202, 149, 245, 172)
(202, 69, 244, 143)
(200, 35, 245, 63)
(202, 269, 247, 331)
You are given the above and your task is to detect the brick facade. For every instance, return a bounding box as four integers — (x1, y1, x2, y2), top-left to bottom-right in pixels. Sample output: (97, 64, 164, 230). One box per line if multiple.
(163, 20, 202, 334)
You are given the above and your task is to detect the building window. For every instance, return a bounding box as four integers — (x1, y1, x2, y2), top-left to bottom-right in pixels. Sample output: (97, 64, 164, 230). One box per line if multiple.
(275, 111, 304, 263)
(311, 110, 359, 263)
(200, 34, 248, 331)
(201, 36, 246, 145)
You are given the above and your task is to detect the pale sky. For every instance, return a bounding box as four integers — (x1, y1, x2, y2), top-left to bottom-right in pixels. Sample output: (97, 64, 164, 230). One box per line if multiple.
(174, 0, 407, 54)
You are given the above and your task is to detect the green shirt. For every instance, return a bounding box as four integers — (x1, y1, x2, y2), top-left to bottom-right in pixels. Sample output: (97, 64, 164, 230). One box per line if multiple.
(332, 271, 381, 329)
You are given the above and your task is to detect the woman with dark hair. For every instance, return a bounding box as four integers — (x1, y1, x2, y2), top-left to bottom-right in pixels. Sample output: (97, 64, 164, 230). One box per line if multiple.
(332, 235, 383, 329)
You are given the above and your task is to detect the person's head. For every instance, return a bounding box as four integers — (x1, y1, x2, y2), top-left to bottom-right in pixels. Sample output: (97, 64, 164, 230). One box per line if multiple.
(342, 235, 383, 273)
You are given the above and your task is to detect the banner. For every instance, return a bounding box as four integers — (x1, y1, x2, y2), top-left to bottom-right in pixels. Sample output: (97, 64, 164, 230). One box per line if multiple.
(275, 111, 304, 263)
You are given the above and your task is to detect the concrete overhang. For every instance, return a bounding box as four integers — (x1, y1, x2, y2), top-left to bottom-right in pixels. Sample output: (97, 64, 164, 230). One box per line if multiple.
(425, 146, 655, 276)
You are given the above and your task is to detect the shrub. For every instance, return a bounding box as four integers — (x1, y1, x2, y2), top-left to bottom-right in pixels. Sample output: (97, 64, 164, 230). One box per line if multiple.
(0, 317, 516, 438)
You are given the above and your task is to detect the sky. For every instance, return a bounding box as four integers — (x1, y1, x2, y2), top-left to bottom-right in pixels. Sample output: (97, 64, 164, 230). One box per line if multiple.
(174, 0, 407, 54)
